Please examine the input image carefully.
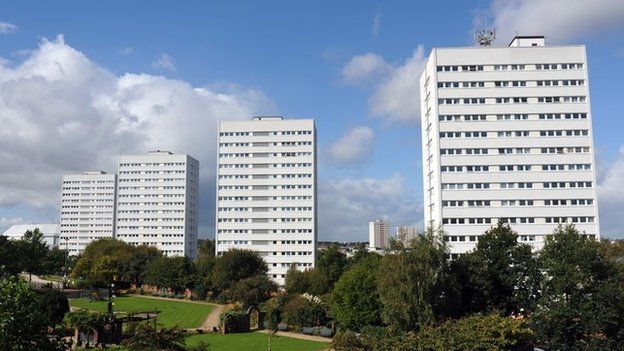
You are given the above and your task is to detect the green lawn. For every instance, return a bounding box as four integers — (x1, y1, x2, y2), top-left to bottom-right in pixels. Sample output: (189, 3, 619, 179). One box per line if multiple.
(69, 296, 214, 329)
(186, 332, 330, 351)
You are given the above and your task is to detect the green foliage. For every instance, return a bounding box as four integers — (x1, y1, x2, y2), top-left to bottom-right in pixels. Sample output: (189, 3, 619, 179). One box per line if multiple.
(197, 239, 215, 259)
(185, 332, 330, 351)
(64, 308, 109, 329)
(0, 277, 66, 351)
(317, 245, 348, 288)
(39, 288, 70, 326)
(145, 256, 196, 293)
(331, 254, 382, 330)
(122, 322, 208, 351)
(72, 238, 136, 287)
(532, 225, 624, 350)
(126, 245, 162, 287)
(284, 266, 329, 296)
(264, 295, 287, 333)
(0, 235, 21, 276)
(282, 294, 328, 330)
(376, 229, 451, 331)
(17, 228, 49, 279)
(41, 247, 69, 276)
(193, 255, 216, 299)
(226, 274, 277, 306)
(458, 220, 541, 315)
(210, 249, 267, 295)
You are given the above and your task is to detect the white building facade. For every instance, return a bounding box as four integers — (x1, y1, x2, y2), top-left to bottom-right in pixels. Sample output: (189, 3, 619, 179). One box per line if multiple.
(369, 220, 389, 250)
(116, 151, 199, 258)
(60, 171, 117, 255)
(420, 36, 600, 255)
(215, 117, 317, 285)
(3, 223, 60, 249)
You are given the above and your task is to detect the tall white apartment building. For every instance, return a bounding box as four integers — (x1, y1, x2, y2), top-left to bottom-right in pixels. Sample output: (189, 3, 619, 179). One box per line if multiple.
(116, 151, 199, 258)
(420, 36, 600, 255)
(369, 220, 389, 250)
(215, 117, 317, 285)
(60, 171, 117, 255)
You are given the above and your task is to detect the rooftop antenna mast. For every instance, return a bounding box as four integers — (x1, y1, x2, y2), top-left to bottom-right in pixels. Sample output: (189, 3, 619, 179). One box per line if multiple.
(474, 17, 496, 46)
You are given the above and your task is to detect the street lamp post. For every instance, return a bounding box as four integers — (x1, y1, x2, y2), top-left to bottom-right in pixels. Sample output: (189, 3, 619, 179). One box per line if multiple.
(107, 283, 115, 318)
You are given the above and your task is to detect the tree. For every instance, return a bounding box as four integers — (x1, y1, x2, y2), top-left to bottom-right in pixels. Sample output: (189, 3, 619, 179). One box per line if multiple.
(210, 249, 267, 295)
(194, 255, 216, 299)
(42, 247, 68, 276)
(197, 239, 215, 259)
(72, 238, 136, 287)
(17, 228, 49, 281)
(317, 245, 348, 288)
(460, 220, 541, 315)
(227, 274, 277, 306)
(283, 295, 328, 330)
(376, 229, 451, 331)
(284, 265, 307, 294)
(145, 256, 196, 294)
(122, 322, 209, 351)
(0, 277, 66, 350)
(284, 266, 329, 296)
(331, 253, 382, 330)
(532, 225, 624, 350)
(0, 235, 21, 277)
(39, 289, 70, 326)
(125, 245, 162, 287)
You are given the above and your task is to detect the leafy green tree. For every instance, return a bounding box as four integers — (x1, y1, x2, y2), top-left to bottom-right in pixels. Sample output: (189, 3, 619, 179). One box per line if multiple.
(38, 289, 70, 326)
(227, 274, 277, 306)
(532, 225, 624, 350)
(0, 277, 66, 350)
(122, 322, 209, 351)
(0, 235, 21, 276)
(461, 220, 541, 315)
(317, 245, 348, 288)
(197, 239, 215, 259)
(284, 264, 307, 294)
(41, 247, 68, 275)
(145, 256, 196, 294)
(376, 229, 451, 331)
(125, 245, 162, 287)
(283, 295, 328, 330)
(17, 228, 49, 281)
(194, 255, 216, 299)
(331, 253, 382, 330)
(284, 266, 329, 296)
(210, 249, 267, 294)
(72, 238, 136, 287)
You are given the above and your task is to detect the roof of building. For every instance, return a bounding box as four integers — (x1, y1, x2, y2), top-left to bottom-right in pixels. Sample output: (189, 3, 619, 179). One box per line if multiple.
(2, 223, 59, 237)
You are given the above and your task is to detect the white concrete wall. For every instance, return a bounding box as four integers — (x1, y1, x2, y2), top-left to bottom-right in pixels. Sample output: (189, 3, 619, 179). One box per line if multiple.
(421, 41, 600, 255)
(215, 117, 317, 285)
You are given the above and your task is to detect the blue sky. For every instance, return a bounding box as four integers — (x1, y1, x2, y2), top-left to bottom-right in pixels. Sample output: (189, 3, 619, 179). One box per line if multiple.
(1, 0, 624, 240)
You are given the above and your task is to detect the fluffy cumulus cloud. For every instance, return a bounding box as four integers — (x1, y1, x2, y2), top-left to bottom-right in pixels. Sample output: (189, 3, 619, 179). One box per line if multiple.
(318, 174, 422, 242)
(598, 146, 624, 238)
(326, 126, 374, 166)
(480, 0, 624, 44)
(0, 21, 18, 34)
(0, 35, 275, 234)
(341, 46, 427, 124)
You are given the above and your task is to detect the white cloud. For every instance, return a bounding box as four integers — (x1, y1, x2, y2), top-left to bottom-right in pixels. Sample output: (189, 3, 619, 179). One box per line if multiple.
(118, 47, 136, 56)
(0, 21, 18, 35)
(372, 13, 382, 37)
(480, 0, 624, 44)
(598, 146, 624, 238)
(319, 174, 422, 242)
(152, 53, 176, 71)
(0, 35, 275, 234)
(369, 46, 426, 124)
(340, 52, 393, 86)
(326, 126, 374, 165)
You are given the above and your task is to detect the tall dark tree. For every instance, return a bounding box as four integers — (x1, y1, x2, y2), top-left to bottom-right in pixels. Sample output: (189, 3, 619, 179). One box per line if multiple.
(125, 245, 162, 287)
(0, 235, 21, 277)
(197, 239, 215, 259)
(38, 289, 70, 326)
(145, 256, 196, 294)
(376, 229, 451, 331)
(317, 245, 348, 288)
(532, 225, 624, 350)
(17, 228, 49, 281)
(210, 249, 267, 295)
(42, 248, 68, 276)
(460, 220, 541, 315)
(227, 274, 277, 306)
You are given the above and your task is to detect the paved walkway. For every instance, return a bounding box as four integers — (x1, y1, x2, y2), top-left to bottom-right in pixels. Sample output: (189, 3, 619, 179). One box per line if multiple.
(257, 329, 333, 343)
(201, 304, 226, 331)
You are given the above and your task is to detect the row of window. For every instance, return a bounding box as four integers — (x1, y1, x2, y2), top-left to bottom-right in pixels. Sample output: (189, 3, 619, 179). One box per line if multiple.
(217, 229, 313, 234)
(439, 129, 588, 138)
(441, 181, 592, 189)
(218, 174, 312, 179)
(442, 216, 595, 225)
(436, 63, 583, 72)
(219, 141, 313, 147)
(217, 240, 313, 245)
(119, 162, 186, 167)
(63, 180, 115, 184)
(438, 113, 587, 122)
(442, 199, 594, 207)
(438, 79, 584, 89)
(218, 185, 313, 190)
(119, 178, 185, 182)
(218, 207, 313, 212)
(219, 152, 312, 158)
(441, 147, 590, 155)
(119, 170, 186, 174)
(438, 96, 586, 105)
(217, 218, 313, 223)
(218, 196, 313, 201)
(441, 164, 591, 173)
(219, 130, 312, 136)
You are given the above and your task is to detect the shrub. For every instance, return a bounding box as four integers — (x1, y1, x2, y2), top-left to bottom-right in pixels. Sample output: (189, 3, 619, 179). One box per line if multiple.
(282, 295, 328, 330)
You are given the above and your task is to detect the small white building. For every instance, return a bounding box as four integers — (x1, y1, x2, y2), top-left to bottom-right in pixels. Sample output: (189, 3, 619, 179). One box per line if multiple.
(369, 220, 389, 250)
(2, 223, 60, 249)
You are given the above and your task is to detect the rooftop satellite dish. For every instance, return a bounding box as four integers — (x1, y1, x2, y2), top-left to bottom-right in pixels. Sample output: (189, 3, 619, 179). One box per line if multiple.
(474, 28, 496, 46)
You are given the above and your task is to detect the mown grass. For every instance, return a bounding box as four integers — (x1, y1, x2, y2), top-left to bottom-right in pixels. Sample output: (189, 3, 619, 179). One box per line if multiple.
(186, 332, 330, 351)
(70, 295, 214, 329)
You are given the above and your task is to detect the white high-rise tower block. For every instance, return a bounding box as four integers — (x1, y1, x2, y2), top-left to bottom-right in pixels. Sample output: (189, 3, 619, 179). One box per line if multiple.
(420, 36, 600, 255)
(60, 170, 117, 255)
(215, 116, 317, 285)
(116, 151, 199, 258)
